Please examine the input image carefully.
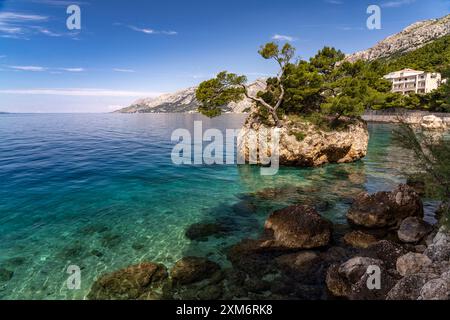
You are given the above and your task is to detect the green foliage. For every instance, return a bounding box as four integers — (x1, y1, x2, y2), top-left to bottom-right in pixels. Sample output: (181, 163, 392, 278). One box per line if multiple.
(288, 130, 306, 142)
(197, 34, 450, 120)
(380, 35, 450, 74)
(196, 71, 246, 117)
(393, 122, 450, 225)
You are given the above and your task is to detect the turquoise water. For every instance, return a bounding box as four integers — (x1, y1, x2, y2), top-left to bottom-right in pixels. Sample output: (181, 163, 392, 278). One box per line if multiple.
(0, 113, 437, 300)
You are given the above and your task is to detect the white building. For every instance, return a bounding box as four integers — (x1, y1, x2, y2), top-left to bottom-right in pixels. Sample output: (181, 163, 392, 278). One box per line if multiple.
(384, 68, 443, 95)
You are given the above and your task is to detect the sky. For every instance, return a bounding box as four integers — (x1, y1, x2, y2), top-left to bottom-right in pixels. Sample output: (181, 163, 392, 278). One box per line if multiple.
(0, 0, 449, 113)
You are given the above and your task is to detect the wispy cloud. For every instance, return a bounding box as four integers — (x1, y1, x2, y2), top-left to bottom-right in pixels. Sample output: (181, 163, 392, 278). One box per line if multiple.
(59, 67, 85, 72)
(9, 65, 47, 72)
(113, 68, 136, 73)
(381, 0, 415, 8)
(0, 12, 48, 22)
(0, 11, 77, 39)
(8, 66, 85, 72)
(30, 0, 87, 6)
(325, 0, 343, 4)
(115, 23, 178, 36)
(0, 88, 163, 97)
(272, 34, 296, 42)
(0, 55, 6, 59)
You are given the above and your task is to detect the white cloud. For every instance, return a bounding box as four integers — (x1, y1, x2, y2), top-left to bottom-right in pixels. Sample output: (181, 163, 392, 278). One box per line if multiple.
(119, 24, 177, 36)
(0, 12, 48, 22)
(59, 67, 85, 72)
(0, 26, 23, 34)
(272, 34, 296, 42)
(325, 0, 343, 4)
(0, 88, 163, 97)
(9, 65, 47, 72)
(113, 68, 136, 73)
(381, 0, 415, 8)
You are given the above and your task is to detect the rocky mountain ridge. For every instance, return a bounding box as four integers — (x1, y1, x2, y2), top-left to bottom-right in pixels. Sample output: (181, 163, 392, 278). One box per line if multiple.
(116, 79, 266, 114)
(116, 14, 450, 114)
(345, 14, 450, 62)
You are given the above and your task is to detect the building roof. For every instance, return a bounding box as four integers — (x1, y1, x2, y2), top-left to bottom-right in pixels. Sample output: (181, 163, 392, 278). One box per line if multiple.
(384, 68, 425, 79)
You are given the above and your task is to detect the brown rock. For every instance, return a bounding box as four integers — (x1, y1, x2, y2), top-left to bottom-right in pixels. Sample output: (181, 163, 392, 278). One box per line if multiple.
(347, 184, 423, 228)
(264, 205, 332, 249)
(170, 257, 220, 285)
(87, 262, 168, 300)
(396, 252, 432, 276)
(343, 231, 378, 249)
(398, 217, 432, 243)
(364, 240, 408, 269)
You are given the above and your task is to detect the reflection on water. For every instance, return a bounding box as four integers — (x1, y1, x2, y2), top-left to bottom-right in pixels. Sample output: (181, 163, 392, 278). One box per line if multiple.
(0, 114, 438, 299)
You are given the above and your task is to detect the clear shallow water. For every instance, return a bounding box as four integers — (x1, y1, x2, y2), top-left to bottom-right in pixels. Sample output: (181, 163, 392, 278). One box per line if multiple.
(0, 113, 438, 300)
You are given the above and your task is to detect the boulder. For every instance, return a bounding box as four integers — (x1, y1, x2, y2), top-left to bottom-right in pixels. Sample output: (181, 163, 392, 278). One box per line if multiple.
(185, 222, 227, 241)
(264, 205, 332, 249)
(226, 239, 279, 276)
(343, 231, 378, 249)
(398, 217, 432, 243)
(387, 273, 434, 300)
(326, 256, 396, 300)
(170, 257, 220, 285)
(396, 253, 432, 276)
(237, 114, 369, 167)
(421, 115, 446, 131)
(424, 227, 450, 262)
(0, 268, 13, 282)
(87, 262, 168, 300)
(419, 278, 449, 300)
(364, 240, 408, 269)
(347, 184, 423, 228)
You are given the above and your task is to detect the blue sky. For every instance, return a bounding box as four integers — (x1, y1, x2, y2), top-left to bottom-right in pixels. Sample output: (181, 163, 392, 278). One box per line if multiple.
(0, 0, 449, 113)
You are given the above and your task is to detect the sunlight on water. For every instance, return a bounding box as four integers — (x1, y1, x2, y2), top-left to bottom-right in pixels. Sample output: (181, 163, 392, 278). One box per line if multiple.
(0, 113, 438, 299)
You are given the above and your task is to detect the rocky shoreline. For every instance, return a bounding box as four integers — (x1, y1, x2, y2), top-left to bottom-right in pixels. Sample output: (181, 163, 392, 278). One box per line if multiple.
(87, 183, 450, 300)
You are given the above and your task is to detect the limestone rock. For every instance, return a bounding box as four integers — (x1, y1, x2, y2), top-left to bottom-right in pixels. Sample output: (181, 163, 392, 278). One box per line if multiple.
(343, 231, 378, 249)
(264, 205, 332, 249)
(87, 262, 168, 300)
(347, 184, 423, 228)
(398, 217, 432, 243)
(170, 257, 221, 285)
(345, 14, 450, 62)
(396, 253, 432, 276)
(237, 115, 369, 167)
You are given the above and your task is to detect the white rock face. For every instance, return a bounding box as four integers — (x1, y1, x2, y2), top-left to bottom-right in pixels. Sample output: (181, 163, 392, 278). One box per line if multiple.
(421, 115, 447, 130)
(116, 80, 266, 114)
(345, 14, 450, 63)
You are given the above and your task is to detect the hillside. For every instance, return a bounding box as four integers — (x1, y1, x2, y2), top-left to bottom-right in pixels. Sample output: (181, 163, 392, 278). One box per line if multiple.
(116, 80, 266, 114)
(117, 14, 450, 114)
(345, 14, 450, 63)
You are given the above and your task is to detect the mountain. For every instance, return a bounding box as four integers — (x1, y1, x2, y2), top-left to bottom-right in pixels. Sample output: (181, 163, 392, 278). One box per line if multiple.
(345, 14, 450, 63)
(115, 79, 266, 114)
(117, 14, 450, 114)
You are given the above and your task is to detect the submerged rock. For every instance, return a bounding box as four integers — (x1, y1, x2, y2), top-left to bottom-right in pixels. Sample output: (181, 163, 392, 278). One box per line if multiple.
(343, 231, 378, 249)
(398, 217, 432, 244)
(185, 222, 227, 241)
(264, 205, 332, 249)
(0, 268, 14, 282)
(347, 184, 423, 228)
(87, 262, 168, 300)
(170, 257, 221, 285)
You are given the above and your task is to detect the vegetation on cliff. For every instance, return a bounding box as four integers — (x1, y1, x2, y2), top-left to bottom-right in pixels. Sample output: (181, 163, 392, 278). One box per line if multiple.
(197, 33, 450, 123)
